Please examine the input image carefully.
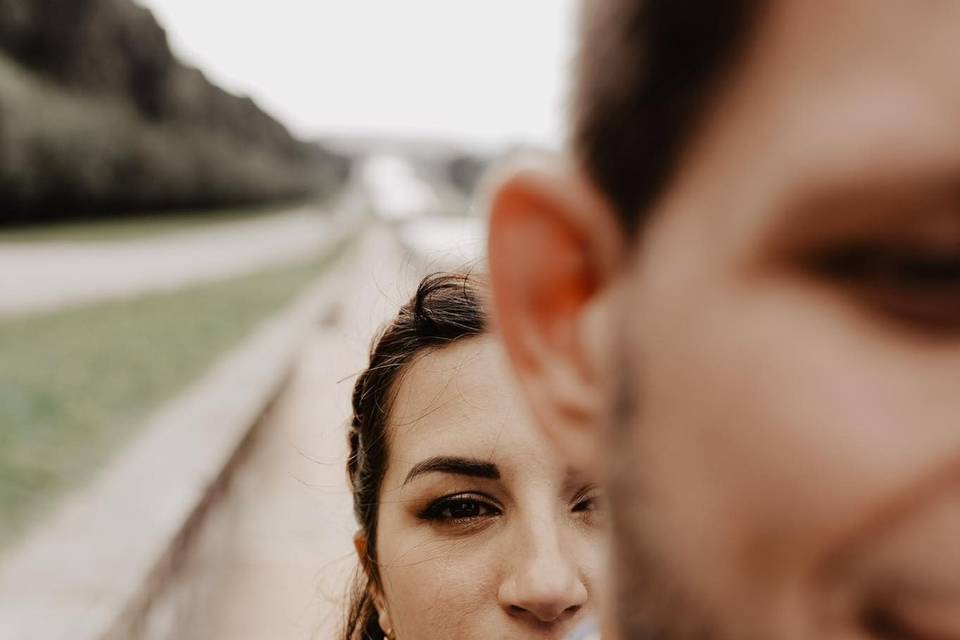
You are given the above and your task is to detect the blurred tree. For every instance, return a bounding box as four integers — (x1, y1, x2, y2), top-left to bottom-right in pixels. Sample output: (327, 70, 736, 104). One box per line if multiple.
(0, 0, 349, 224)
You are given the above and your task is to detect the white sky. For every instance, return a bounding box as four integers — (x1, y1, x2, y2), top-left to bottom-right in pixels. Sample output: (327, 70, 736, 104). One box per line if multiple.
(136, 0, 579, 149)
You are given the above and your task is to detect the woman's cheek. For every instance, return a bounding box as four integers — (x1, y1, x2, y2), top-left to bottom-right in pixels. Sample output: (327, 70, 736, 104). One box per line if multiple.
(382, 532, 503, 639)
(579, 527, 610, 614)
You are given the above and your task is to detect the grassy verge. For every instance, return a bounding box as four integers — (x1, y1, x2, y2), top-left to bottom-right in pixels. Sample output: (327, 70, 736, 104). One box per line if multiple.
(0, 200, 327, 244)
(0, 235, 354, 548)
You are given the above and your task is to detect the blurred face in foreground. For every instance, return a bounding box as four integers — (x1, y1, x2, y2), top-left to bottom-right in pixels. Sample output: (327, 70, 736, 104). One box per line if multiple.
(489, 2, 960, 639)
(373, 335, 605, 639)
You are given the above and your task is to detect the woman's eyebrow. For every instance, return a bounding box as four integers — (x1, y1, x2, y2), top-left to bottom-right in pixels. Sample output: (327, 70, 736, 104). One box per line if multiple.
(403, 456, 500, 486)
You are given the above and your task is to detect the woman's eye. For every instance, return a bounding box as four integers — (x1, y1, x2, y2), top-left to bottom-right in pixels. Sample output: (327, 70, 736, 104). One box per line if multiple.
(815, 245, 960, 333)
(440, 500, 489, 519)
(572, 497, 596, 512)
(572, 487, 605, 514)
(419, 494, 501, 524)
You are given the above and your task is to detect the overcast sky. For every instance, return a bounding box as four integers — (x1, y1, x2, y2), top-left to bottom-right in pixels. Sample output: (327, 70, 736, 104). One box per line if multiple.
(135, 0, 578, 149)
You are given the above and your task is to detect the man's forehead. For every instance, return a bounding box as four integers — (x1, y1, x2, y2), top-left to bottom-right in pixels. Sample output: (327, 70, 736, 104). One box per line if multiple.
(752, 0, 960, 90)
(654, 0, 960, 247)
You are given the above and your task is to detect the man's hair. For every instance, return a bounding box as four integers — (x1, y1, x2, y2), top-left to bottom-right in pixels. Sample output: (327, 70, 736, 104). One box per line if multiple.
(573, 0, 765, 236)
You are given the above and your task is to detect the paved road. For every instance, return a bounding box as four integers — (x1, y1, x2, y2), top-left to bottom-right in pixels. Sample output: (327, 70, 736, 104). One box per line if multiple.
(162, 227, 425, 640)
(398, 214, 487, 268)
(117, 220, 484, 640)
(0, 207, 345, 318)
(179, 221, 486, 640)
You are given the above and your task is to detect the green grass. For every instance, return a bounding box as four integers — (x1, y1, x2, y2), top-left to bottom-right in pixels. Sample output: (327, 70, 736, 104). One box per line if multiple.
(0, 201, 325, 243)
(0, 236, 353, 548)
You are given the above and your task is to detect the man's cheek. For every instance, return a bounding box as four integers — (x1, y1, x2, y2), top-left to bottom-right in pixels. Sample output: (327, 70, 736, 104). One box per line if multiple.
(623, 292, 837, 582)
(635, 280, 957, 576)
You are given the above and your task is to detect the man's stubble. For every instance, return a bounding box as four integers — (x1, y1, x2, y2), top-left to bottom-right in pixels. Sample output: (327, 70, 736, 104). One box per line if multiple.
(607, 340, 721, 640)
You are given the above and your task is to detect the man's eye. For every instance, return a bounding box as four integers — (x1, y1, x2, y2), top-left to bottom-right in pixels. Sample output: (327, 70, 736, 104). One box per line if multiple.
(815, 245, 960, 333)
(419, 494, 501, 523)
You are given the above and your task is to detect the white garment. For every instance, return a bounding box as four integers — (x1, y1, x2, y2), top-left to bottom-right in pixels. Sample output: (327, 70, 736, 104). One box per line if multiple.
(566, 618, 601, 640)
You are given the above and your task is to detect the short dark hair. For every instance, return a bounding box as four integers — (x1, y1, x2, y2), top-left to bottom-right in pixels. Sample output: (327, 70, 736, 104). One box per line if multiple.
(342, 272, 486, 640)
(572, 0, 765, 236)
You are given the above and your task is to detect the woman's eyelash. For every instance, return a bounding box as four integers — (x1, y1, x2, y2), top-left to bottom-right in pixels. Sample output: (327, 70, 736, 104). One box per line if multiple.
(417, 493, 502, 523)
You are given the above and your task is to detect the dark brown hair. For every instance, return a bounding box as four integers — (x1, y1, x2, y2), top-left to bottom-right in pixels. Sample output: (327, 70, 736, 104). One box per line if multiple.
(342, 272, 486, 640)
(573, 0, 766, 236)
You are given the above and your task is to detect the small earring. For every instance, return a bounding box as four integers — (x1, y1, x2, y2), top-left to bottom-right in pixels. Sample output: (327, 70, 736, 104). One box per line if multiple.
(384, 629, 395, 640)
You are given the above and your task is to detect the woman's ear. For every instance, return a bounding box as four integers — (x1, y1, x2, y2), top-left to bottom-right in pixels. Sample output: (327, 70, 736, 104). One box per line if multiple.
(355, 533, 394, 636)
(353, 534, 380, 600)
(353, 533, 369, 570)
(486, 158, 625, 474)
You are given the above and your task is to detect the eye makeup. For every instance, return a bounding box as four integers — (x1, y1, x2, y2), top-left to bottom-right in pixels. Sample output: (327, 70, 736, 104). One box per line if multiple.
(416, 491, 503, 532)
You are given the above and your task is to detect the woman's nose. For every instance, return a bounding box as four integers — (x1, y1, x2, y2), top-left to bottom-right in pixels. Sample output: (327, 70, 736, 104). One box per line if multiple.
(497, 524, 589, 624)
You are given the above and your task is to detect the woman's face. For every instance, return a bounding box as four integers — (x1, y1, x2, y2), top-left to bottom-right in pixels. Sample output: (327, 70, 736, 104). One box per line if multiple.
(371, 334, 606, 639)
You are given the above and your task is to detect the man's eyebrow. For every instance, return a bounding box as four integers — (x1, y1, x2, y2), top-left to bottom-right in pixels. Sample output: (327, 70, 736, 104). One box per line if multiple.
(763, 156, 960, 251)
(403, 456, 500, 486)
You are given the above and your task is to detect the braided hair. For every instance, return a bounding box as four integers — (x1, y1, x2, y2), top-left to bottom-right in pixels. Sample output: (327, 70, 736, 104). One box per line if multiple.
(343, 272, 486, 639)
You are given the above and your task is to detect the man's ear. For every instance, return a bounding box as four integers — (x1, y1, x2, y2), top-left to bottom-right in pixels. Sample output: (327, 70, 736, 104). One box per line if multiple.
(486, 159, 625, 473)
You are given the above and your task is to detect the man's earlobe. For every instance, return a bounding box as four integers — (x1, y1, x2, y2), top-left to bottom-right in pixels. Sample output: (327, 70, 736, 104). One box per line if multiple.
(486, 159, 624, 472)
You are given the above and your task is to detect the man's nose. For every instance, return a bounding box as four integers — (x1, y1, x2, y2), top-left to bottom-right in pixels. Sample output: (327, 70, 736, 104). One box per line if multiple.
(497, 521, 588, 624)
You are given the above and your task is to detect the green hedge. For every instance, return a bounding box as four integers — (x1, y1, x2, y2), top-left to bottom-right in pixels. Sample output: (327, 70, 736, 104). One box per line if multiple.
(0, 53, 344, 224)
